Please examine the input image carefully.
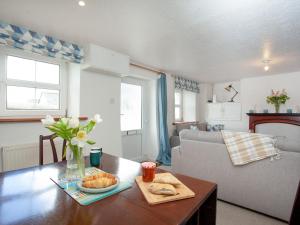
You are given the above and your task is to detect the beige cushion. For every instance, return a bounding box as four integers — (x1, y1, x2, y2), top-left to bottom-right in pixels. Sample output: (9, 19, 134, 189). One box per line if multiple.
(175, 122, 207, 136)
(179, 130, 224, 144)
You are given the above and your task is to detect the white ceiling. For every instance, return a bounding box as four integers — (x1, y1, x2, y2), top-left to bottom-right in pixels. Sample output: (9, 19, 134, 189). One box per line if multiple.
(0, 0, 300, 82)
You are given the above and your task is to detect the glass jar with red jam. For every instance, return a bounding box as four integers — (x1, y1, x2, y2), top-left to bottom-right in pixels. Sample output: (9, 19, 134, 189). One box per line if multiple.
(141, 162, 156, 182)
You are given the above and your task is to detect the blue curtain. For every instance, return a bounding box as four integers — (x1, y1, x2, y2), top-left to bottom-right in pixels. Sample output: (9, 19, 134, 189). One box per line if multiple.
(156, 73, 171, 165)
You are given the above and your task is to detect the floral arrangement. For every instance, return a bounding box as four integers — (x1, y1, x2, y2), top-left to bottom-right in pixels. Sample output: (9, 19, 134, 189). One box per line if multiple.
(266, 89, 290, 113)
(41, 114, 102, 177)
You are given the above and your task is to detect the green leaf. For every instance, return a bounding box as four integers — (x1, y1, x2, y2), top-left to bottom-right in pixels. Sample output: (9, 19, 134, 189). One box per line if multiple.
(62, 144, 67, 158)
(86, 140, 96, 145)
(85, 120, 96, 133)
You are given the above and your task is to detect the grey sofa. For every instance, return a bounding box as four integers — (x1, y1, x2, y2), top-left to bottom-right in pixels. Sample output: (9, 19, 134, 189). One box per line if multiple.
(172, 130, 300, 221)
(170, 122, 207, 148)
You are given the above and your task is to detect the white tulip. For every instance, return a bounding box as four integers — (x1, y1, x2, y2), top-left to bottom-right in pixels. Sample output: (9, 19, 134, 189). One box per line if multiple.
(61, 117, 69, 124)
(71, 130, 88, 147)
(41, 115, 55, 127)
(69, 117, 80, 128)
(92, 114, 103, 123)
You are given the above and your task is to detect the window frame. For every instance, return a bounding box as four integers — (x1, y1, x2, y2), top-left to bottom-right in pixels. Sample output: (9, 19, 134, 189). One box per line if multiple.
(174, 89, 197, 122)
(0, 46, 67, 116)
(174, 89, 183, 122)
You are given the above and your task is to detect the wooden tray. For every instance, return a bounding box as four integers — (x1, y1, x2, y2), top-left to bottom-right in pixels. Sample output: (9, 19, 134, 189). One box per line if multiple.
(135, 172, 195, 205)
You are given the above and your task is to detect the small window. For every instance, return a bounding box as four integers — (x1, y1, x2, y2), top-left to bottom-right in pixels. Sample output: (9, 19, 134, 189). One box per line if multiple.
(174, 90, 182, 121)
(5, 56, 60, 110)
(183, 90, 196, 122)
(121, 83, 142, 131)
(0, 50, 66, 116)
(174, 90, 196, 122)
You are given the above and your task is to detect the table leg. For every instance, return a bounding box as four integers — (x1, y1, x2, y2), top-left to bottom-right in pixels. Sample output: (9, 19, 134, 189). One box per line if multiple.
(198, 188, 217, 225)
(185, 188, 217, 225)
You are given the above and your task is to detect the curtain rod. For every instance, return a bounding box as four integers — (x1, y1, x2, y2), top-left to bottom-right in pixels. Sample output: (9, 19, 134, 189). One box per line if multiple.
(130, 62, 163, 75)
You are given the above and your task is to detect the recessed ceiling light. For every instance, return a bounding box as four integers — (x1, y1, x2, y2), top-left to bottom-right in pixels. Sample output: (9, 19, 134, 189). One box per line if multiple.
(78, 1, 85, 6)
(262, 59, 271, 72)
(264, 65, 269, 71)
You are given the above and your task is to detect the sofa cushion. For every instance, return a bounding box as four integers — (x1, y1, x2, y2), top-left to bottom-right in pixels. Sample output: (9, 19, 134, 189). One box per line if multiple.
(197, 123, 207, 131)
(276, 138, 300, 153)
(179, 130, 224, 144)
(175, 122, 207, 136)
(170, 135, 180, 148)
(179, 129, 300, 153)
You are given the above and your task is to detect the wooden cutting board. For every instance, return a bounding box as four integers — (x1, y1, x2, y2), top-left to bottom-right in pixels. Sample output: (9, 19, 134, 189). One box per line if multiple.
(135, 172, 195, 205)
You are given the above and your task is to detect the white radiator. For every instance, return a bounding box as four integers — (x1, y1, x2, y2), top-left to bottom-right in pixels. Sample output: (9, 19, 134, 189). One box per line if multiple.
(1, 140, 63, 172)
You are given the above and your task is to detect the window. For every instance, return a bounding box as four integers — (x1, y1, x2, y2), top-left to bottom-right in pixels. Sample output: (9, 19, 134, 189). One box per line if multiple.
(0, 48, 66, 116)
(174, 90, 182, 121)
(174, 90, 196, 122)
(121, 83, 142, 131)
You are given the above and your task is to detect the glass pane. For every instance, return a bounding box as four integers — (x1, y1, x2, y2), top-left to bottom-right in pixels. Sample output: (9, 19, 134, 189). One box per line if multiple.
(36, 61, 60, 84)
(36, 89, 59, 109)
(121, 83, 142, 131)
(183, 90, 196, 121)
(7, 86, 35, 109)
(6, 86, 59, 110)
(7, 56, 35, 81)
(175, 91, 181, 105)
(175, 106, 181, 121)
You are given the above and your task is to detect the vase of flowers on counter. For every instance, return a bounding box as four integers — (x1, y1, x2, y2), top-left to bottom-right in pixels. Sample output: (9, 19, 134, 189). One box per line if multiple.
(266, 89, 290, 113)
(41, 114, 102, 179)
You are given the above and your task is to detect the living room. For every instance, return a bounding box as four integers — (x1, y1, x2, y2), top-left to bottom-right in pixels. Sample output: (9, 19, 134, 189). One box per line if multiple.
(0, 1, 299, 225)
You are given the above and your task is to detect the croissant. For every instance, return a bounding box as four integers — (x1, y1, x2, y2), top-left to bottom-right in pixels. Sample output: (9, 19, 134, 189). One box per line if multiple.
(83, 172, 115, 182)
(83, 177, 117, 188)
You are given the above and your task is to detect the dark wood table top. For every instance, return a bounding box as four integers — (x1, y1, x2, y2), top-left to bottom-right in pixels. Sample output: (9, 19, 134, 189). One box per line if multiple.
(0, 153, 217, 225)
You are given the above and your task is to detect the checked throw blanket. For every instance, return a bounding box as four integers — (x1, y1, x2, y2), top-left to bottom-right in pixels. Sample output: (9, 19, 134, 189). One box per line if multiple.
(221, 130, 279, 166)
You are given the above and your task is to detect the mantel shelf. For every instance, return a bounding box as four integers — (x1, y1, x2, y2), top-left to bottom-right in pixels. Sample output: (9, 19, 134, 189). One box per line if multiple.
(247, 113, 300, 116)
(0, 116, 88, 123)
(247, 113, 300, 132)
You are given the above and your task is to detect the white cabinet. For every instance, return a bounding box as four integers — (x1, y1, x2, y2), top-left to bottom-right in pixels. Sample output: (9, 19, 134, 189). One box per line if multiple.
(207, 102, 241, 121)
(82, 44, 129, 76)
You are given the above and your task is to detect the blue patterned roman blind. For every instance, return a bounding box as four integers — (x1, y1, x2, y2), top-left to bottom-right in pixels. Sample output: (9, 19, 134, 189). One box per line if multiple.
(174, 76, 200, 93)
(0, 21, 84, 63)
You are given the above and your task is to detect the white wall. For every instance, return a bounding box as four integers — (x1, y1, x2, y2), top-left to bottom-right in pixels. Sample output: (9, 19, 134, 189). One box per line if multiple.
(68, 63, 81, 117)
(213, 80, 241, 103)
(80, 71, 122, 157)
(0, 123, 50, 172)
(212, 71, 300, 131)
(0, 123, 49, 147)
(198, 83, 213, 122)
(143, 79, 159, 161)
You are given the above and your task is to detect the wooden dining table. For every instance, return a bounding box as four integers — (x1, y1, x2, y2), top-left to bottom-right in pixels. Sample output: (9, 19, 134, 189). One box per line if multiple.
(0, 153, 217, 225)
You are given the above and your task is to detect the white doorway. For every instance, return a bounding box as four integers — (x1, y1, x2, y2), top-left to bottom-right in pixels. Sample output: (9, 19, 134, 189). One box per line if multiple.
(121, 78, 144, 161)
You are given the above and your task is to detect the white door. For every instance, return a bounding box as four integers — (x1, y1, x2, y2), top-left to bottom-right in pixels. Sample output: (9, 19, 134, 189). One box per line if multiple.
(120, 78, 144, 161)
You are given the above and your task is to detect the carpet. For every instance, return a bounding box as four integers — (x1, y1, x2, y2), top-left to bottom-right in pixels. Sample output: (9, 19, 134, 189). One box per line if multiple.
(217, 201, 288, 225)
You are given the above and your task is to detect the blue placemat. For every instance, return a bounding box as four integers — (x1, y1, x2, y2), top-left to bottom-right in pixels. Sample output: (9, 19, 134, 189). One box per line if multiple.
(51, 167, 132, 205)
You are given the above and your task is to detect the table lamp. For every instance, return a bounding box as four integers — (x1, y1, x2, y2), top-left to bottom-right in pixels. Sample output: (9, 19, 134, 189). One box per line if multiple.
(224, 84, 239, 102)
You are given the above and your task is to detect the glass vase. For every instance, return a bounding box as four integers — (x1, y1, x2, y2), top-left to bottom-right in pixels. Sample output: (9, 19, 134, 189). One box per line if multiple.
(274, 103, 280, 113)
(66, 146, 85, 180)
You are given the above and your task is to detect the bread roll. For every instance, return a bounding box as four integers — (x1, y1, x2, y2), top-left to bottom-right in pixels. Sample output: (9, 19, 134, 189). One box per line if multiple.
(148, 183, 177, 196)
(153, 176, 181, 186)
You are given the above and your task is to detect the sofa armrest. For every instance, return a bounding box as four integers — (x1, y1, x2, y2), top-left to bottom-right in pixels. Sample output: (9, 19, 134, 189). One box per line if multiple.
(170, 136, 180, 148)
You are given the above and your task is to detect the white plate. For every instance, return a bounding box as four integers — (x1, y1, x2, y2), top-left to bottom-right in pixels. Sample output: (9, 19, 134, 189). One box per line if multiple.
(77, 177, 120, 194)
